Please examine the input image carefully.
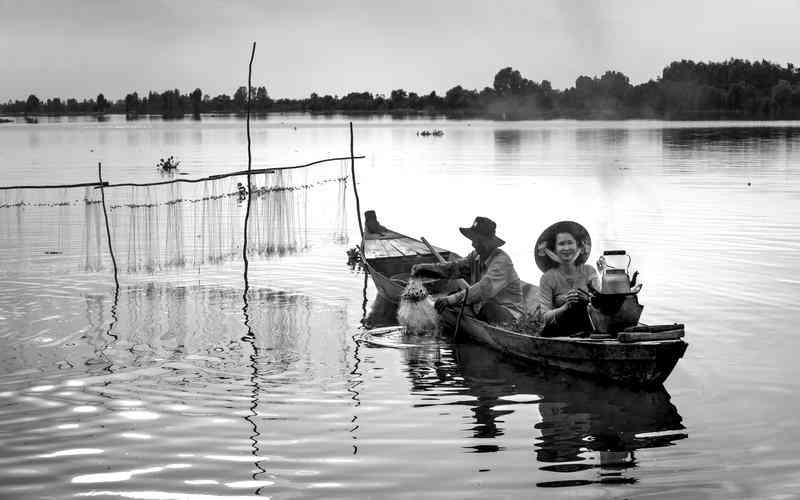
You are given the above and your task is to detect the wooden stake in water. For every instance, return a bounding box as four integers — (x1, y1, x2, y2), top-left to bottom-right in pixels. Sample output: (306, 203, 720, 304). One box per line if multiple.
(243, 41, 256, 288)
(349, 122, 364, 243)
(97, 162, 119, 289)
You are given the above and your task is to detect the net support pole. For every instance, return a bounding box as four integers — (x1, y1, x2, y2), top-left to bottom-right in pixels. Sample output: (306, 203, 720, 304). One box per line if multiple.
(242, 41, 256, 289)
(97, 162, 119, 289)
(349, 122, 364, 248)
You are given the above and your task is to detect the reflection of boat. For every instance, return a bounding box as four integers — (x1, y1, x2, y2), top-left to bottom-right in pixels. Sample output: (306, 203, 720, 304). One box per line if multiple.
(364, 292, 687, 484)
(449, 342, 686, 483)
(361, 212, 688, 387)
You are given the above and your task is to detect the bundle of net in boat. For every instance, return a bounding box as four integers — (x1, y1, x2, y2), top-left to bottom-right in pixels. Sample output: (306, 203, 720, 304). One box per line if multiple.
(397, 278, 439, 334)
(0, 186, 103, 273)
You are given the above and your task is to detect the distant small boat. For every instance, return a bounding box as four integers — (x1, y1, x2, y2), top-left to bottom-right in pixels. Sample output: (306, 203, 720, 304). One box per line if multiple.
(418, 129, 444, 137)
(24, 116, 38, 124)
(360, 211, 688, 387)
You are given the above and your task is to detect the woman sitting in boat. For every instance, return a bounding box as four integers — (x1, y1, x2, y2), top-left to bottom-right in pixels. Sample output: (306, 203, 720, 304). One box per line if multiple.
(535, 221, 599, 336)
(410, 216, 525, 325)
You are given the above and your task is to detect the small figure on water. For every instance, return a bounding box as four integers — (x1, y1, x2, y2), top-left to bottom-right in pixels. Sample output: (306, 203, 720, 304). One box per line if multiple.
(411, 216, 525, 325)
(236, 182, 248, 201)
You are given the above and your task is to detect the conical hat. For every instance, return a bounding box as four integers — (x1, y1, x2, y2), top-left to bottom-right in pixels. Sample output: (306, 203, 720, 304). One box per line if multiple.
(534, 221, 592, 272)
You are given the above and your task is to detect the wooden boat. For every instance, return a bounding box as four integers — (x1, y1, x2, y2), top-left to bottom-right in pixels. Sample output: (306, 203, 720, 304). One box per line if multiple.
(361, 211, 688, 387)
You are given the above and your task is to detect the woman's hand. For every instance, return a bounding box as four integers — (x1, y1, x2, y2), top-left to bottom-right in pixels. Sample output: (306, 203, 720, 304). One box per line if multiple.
(564, 288, 589, 307)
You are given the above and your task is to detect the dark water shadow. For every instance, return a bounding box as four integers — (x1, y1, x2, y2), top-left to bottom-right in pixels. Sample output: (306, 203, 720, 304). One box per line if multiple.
(662, 126, 800, 150)
(365, 295, 686, 487)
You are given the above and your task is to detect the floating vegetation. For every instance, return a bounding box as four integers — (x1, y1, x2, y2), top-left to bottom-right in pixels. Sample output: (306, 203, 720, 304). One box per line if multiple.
(157, 156, 181, 172)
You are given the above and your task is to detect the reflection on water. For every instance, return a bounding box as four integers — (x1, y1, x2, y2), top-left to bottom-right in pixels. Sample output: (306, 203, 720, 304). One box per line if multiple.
(3, 116, 800, 498)
(365, 295, 685, 488)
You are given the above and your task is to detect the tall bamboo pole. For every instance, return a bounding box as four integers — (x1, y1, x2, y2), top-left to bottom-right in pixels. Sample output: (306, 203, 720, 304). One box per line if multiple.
(97, 162, 119, 289)
(243, 42, 256, 287)
(349, 122, 364, 245)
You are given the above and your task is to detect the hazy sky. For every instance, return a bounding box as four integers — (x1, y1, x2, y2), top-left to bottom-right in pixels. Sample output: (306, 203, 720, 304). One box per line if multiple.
(2, 0, 800, 101)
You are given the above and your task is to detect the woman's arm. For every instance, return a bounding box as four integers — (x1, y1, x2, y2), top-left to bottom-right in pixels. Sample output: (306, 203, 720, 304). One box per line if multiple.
(538, 274, 567, 324)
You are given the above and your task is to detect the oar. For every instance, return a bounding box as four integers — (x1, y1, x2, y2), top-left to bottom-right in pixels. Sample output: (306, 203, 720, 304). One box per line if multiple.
(420, 237, 469, 339)
(419, 237, 467, 289)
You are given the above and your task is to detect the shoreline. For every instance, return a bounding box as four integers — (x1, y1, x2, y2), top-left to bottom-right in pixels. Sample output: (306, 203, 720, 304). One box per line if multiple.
(3, 110, 800, 123)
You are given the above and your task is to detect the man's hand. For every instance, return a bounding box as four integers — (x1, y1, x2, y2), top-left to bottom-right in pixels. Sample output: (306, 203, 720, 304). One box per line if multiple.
(434, 297, 451, 313)
(411, 263, 433, 277)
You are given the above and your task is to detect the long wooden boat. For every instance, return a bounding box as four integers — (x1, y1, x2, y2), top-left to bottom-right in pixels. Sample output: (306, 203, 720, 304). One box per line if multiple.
(361, 212, 688, 387)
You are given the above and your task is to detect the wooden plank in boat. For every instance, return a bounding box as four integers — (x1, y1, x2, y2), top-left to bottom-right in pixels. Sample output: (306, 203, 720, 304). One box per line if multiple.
(387, 239, 425, 257)
(364, 228, 452, 260)
(618, 329, 684, 343)
(364, 239, 396, 259)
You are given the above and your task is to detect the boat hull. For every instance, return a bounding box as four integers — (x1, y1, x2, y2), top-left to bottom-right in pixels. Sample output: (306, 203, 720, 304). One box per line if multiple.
(440, 309, 687, 387)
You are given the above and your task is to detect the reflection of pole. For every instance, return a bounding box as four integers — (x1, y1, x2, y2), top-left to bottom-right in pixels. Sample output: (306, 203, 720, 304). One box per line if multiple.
(360, 270, 368, 321)
(97, 162, 119, 289)
(349, 122, 364, 245)
(241, 290, 266, 492)
(349, 273, 365, 455)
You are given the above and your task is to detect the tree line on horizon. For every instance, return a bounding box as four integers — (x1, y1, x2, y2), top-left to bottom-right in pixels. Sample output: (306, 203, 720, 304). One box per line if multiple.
(4, 58, 800, 120)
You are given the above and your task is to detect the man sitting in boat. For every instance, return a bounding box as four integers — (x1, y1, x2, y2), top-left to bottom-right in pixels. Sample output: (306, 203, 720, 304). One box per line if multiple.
(535, 221, 599, 336)
(410, 216, 524, 325)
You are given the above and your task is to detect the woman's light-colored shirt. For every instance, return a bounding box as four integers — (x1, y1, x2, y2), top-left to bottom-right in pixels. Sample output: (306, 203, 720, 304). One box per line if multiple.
(537, 264, 598, 311)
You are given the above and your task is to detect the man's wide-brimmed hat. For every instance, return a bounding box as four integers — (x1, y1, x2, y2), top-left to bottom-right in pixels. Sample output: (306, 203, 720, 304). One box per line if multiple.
(459, 216, 505, 247)
(534, 220, 591, 272)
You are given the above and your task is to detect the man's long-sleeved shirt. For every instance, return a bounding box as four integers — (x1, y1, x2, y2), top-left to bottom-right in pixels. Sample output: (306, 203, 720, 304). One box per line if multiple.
(434, 248, 524, 319)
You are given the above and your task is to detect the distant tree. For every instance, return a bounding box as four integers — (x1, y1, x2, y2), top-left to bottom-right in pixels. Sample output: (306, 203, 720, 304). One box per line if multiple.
(124, 92, 140, 116)
(25, 94, 40, 114)
(493, 67, 527, 96)
(598, 71, 630, 100)
(254, 86, 272, 112)
(771, 80, 793, 116)
(444, 85, 479, 109)
(389, 89, 408, 109)
(147, 91, 162, 114)
(189, 88, 202, 116)
(210, 93, 232, 112)
(96, 93, 108, 113)
(232, 86, 248, 111)
(161, 89, 184, 118)
(45, 97, 65, 114)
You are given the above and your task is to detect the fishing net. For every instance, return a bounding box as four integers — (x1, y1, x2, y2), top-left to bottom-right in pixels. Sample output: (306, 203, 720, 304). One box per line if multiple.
(0, 160, 351, 275)
(502, 305, 545, 336)
(397, 278, 439, 334)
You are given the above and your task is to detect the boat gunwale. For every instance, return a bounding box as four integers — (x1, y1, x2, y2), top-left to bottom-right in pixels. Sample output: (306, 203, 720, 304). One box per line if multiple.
(364, 260, 686, 351)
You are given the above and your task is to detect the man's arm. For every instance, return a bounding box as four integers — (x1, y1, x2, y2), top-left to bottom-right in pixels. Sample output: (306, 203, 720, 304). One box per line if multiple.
(412, 253, 473, 279)
(446, 252, 511, 306)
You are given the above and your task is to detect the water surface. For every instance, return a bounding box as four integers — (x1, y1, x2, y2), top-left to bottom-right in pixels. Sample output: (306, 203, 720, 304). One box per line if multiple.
(1, 115, 799, 499)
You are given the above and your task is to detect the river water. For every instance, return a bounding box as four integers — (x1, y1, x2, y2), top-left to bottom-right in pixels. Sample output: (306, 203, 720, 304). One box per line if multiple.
(1, 115, 799, 499)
